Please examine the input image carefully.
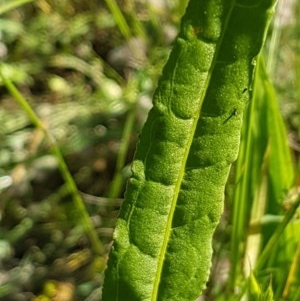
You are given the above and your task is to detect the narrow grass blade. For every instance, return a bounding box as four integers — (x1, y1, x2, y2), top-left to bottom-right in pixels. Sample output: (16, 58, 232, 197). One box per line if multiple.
(0, 0, 36, 15)
(0, 68, 104, 256)
(228, 55, 295, 291)
(103, 0, 131, 40)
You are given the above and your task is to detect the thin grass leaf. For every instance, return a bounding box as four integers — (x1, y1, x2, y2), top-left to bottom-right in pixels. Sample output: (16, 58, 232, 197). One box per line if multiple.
(228, 55, 295, 290)
(248, 272, 274, 301)
(108, 103, 137, 199)
(256, 194, 300, 271)
(103, 0, 132, 40)
(0, 0, 36, 15)
(0, 68, 104, 256)
(282, 239, 300, 300)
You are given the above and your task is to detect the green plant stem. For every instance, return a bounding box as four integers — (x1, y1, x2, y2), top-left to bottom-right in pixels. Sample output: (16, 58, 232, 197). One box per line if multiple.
(266, 0, 285, 75)
(0, 0, 36, 15)
(108, 104, 136, 199)
(103, 0, 146, 65)
(255, 193, 300, 271)
(104, 0, 131, 40)
(228, 73, 257, 290)
(282, 241, 300, 300)
(243, 146, 270, 277)
(0, 69, 104, 256)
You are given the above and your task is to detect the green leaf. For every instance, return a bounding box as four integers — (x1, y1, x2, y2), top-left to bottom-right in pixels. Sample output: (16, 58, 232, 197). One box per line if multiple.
(228, 55, 296, 291)
(0, 0, 36, 15)
(229, 56, 296, 288)
(248, 273, 274, 301)
(102, 0, 278, 300)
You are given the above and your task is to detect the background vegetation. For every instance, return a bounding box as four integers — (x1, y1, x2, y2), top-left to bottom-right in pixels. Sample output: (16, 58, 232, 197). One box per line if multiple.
(0, 0, 299, 301)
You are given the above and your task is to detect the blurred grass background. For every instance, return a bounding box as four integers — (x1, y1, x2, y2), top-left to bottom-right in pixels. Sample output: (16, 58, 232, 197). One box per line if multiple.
(0, 0, 299, 301)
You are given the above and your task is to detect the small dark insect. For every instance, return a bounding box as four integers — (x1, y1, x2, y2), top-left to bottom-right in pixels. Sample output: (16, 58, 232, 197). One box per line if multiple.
(193, 27, 203, 36)
(242, 88, 248, 94)
(223, 109, 238, 124)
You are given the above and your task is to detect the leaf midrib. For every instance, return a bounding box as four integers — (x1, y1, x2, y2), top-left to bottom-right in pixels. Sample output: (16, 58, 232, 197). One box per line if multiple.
(150, 2, 236, 300)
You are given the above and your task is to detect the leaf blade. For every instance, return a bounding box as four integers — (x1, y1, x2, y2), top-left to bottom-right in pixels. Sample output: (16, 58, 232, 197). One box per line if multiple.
(102, 1, 278, 300)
